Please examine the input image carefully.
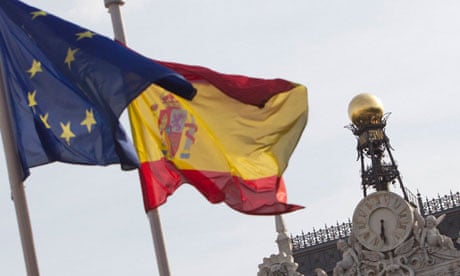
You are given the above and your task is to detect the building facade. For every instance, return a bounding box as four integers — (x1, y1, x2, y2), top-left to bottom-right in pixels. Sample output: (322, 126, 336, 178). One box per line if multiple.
(292, 191, 460, 275)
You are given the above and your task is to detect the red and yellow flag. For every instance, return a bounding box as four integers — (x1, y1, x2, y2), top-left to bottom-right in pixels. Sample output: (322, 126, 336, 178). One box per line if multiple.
(128, 62, 308, 215)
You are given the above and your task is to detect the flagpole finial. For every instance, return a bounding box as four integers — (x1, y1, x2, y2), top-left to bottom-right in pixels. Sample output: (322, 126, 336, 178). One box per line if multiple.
(103, 0, 127, 42)
(104, 0, 124, 8)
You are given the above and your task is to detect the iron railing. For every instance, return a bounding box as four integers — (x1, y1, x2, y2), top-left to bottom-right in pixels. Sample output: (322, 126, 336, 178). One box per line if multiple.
(419, 191, 460, 215)
(291, 220, 352, 250)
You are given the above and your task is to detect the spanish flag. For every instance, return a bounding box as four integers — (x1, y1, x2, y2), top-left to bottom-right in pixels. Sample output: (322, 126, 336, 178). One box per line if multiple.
(128, 62, 308, 215)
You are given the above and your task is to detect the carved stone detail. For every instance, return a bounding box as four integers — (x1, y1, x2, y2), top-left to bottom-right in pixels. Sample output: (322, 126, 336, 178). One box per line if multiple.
(317, 208, 460, 275)
(259, 215, 304, 276)
(258, 253, 303, 276)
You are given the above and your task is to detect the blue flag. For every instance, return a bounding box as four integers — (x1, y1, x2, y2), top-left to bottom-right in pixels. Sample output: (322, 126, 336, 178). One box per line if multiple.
(0, 0, 196, 179)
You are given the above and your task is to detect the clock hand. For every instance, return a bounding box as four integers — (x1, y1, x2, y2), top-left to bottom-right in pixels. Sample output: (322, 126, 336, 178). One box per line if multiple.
(380, 219, 386, 243)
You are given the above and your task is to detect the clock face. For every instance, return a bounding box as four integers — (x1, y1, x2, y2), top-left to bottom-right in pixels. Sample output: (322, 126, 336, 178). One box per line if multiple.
(352, 191, 414, 252)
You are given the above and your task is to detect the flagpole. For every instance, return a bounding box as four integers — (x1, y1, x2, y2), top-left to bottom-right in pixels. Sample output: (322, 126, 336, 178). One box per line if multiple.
(0, 51, 40, 275)
(103, 1, 171, 275)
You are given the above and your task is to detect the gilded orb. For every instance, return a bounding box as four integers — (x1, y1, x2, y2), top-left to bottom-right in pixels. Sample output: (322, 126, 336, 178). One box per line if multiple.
(348, 93, 384, 125)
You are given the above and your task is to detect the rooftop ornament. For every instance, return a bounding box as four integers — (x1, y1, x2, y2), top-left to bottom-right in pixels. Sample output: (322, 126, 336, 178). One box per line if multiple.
(346, 93, 409, 201)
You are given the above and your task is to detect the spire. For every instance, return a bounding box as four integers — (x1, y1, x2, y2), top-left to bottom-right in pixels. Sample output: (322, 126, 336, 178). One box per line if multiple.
(258, 215, 303, 276)
(275, 215, 293, 255)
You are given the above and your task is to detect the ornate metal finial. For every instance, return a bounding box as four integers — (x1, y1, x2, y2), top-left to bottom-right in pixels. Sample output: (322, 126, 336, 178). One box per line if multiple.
(346, 93, 409, 200)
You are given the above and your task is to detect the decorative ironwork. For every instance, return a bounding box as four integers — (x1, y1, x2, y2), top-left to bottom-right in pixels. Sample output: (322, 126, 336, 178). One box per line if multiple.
(418, 191, 460, 216)
(347, 112, 410, 201)
(346, 94, 410, 200)
(291, 220, 352, 251)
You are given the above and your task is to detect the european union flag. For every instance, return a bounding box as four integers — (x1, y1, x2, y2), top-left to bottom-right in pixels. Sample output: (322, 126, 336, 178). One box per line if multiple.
(0, 0, 196, 179)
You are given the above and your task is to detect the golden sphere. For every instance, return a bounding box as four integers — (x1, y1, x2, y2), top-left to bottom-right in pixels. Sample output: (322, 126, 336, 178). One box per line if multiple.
(348, 93, 384, 125)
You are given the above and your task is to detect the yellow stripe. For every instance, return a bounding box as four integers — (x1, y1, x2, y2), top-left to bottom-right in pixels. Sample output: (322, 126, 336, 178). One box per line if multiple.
(128, 82, 308, 179)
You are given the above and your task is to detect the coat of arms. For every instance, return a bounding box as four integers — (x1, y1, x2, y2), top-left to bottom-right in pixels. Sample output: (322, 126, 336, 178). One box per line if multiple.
(155, 93, 197, 159)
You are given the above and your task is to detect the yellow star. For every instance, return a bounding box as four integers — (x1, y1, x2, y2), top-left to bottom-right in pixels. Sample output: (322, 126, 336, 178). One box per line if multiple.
(64, 47, 79, 69)
(39, 113, 51, 129)
(80, 109, 97, 133)
(60, 121, 76, 145)
(27, 59, 42, 78)
(76, 31, 95, 41)
(30, 10, 47, 20)
(27, 90, 37, 112)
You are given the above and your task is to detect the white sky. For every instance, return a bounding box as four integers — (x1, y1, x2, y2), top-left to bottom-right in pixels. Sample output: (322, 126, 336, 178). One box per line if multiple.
(1, 1, 460, 275)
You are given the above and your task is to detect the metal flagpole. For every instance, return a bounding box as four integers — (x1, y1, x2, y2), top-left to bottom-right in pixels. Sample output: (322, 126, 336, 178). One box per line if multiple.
(146, 209, 171, 276)
(103, 1, 171, 275)
(0, 46, 40, 275)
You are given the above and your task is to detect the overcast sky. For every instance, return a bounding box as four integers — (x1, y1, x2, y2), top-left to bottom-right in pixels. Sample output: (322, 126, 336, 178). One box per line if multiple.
(1, 1, 460, 275)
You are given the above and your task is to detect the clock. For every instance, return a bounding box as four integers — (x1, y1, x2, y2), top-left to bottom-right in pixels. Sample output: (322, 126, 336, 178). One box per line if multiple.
(352, 191, 414, 252)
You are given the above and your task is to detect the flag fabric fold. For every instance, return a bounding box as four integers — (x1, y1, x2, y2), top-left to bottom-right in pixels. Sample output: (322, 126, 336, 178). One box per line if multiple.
(129, 62, 308, 215)
(0, 0, 195, 179)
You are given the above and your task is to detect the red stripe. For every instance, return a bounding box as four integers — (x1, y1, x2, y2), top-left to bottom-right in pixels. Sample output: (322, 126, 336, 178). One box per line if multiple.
(139, 159, 303, 215)
(157, 61, 296, 107)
